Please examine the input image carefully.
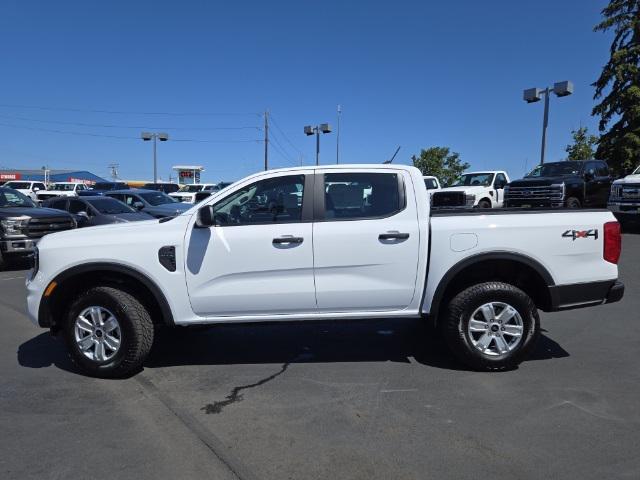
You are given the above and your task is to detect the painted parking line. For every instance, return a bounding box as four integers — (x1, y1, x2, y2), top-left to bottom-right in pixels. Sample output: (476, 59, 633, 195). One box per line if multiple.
(0, 276, 26, 281)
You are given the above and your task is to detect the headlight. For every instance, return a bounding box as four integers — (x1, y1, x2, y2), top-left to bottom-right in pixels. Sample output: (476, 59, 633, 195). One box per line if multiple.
(0, 218, 28, 236)
(550, 183, 565, 198)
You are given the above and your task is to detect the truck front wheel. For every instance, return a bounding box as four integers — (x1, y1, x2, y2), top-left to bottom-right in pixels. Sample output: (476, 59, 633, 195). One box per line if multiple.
(442, 282, 539, 371)
(63, 286, 154, 378)
(565, 196, 581, 208)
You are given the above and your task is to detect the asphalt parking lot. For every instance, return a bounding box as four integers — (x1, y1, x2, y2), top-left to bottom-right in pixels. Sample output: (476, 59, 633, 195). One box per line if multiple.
(1, 232, 639, 480)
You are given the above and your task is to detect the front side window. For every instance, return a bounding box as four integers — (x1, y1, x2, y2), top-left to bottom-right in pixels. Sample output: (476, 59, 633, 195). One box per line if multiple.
(495, 173, 507, 188)
(48, 198, 68, 210)
(596, 162, 609, 177)
(212, 175, 304, 225)
(88, 198, 135, 214)
(324, 172, 400, 220)
(68, 199, 89, 214)
(4, 182, 31, 190)
(35, 183, 46, 190)
(451, 173, 495, 187)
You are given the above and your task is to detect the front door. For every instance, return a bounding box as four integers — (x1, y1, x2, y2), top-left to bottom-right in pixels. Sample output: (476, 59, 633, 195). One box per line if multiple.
(312, 169, 421, 312)
(184, 173, 316, 317)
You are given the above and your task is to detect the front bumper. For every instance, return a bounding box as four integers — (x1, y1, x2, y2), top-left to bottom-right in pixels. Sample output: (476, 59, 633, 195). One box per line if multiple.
(0, 238, 37, 254)
(505, 199, 564, 209)
(608, 201, 640, 215)
(548, 280, 624, 311)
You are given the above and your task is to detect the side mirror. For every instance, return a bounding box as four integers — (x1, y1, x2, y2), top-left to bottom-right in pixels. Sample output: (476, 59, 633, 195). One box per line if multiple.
(33, 187, 40, 192)
(196, 205, 215, 228)
(584, 170, 595, 181)
(133, 201, 144, 210)
(77, 211, 89, 218)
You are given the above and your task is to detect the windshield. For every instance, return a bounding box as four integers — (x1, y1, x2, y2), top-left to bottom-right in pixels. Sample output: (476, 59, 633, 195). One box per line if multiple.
(87, 197, 135, 214)
(0, 188, 35, 208)
(451, 173, 494, 187)
(526, 162, 582, 177)
(51, 183, 76, 191)
(139, 191, 176, 206)
(4, 182, 31, 190)
(178, 185, 204, 193)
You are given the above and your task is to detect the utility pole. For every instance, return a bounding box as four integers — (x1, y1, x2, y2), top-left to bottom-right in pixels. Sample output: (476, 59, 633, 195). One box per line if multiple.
(264, 110, 269, 171)
(336, 104, 342, 164)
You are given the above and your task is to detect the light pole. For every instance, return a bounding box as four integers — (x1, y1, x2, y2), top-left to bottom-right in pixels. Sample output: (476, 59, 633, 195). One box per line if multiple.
(141, 132, 169, 183)
(523, 81, 573, 165)
(304, 123, 332, 165)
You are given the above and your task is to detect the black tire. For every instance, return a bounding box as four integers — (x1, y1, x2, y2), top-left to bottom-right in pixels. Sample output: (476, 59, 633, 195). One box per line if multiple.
(63, 286, 154, 378)
(442, 282, 540, 371)
(565, 196, 581, 208)
(477, 199, 491, 209)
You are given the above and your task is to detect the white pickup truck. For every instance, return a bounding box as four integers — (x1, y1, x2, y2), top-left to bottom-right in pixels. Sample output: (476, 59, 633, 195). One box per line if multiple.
(434, 170, 510, 209)
(36, 182, 89, 203)
(608, 164, 640, 228)
(26, 165, 624, 378)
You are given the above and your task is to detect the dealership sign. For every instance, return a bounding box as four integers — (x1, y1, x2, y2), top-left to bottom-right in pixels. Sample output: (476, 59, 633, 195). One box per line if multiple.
(0, 172, 21, 181)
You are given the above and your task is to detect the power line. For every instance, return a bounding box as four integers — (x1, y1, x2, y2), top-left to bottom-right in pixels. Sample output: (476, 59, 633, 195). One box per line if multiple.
(269, 129, 295, 164)
(0, 103, 260, 117)
(0, 113, 260, 131)
(0, 122, 261, 143)
(270, 114, 304, 155)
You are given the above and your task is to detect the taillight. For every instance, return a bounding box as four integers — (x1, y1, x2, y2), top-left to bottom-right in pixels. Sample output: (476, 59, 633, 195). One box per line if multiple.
(603, 221, 621, 264)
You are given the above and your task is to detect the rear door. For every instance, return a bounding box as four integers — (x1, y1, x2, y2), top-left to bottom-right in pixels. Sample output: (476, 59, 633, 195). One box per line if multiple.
(312, 169, 421, 312)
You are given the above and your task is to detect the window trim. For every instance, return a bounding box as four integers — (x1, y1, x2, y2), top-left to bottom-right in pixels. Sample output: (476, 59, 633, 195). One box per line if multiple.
(313, 171, 407, 222)
(206, 173, 314, 227)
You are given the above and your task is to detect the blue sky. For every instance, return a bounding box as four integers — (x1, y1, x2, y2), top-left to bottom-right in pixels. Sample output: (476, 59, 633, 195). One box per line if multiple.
(0, 0, 611, 182)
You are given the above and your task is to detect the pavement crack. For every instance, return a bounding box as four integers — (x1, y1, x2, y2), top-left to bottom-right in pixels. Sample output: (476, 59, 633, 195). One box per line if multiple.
(202, 363, 290, 414)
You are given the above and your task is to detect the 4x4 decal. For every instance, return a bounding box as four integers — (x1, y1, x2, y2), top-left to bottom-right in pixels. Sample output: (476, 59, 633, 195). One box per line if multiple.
(562, 229, 598, 241)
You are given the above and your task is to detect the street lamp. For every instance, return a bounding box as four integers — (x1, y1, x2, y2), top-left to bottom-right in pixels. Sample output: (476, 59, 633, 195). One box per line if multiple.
(523, 81, 573, 165)
(141, 132, 169, 183)
(304, 123, 332, 165)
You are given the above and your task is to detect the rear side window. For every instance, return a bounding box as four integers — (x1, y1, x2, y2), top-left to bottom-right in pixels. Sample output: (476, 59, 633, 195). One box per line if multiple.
(424, 178, 439, 190)
(323, 172, 401, 220)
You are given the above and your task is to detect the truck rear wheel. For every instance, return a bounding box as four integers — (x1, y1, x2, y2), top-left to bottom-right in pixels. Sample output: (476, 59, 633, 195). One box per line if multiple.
(63, 286, 154, 378)
(442, 282, 539, 371)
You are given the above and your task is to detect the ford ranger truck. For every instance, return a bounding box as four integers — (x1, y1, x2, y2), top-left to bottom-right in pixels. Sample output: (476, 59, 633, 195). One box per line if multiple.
(25, 165, 624, 378)
(505, 160, 612, 209)
(608, 164, 640, 228)
(432, 171, 509, 209)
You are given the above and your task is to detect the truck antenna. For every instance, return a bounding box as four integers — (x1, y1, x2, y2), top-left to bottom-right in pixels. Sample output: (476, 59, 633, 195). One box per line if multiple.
(383, 146, 401, 164)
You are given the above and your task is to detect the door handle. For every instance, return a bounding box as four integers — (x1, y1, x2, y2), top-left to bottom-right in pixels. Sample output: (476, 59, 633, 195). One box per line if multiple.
(379, 232, 410, 240)
(272, 236, 304, 245)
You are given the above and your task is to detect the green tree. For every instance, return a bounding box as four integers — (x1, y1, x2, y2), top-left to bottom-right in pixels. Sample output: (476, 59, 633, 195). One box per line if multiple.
(565, 126, 599, 160)
(592, 0, 640, 174)
(411, 147, 470, 186)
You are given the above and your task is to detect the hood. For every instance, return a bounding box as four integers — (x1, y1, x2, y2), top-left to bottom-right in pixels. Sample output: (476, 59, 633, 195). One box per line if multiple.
(0, 206, 73, 219)
(144, 202, 191, 215)
(508, 176, 575, 187)
(109, 212, 155, 222)
(440, 185, 488, 195)
(613, 174, 640, 185)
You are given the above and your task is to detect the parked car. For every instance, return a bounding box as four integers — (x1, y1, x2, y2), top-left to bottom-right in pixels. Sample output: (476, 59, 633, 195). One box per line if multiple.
(169, 183, 219, 204)
(80, 181, 129, 196)
(36, 182, 89, 203)
(105, 189, 191, 218)
(608, 164, 640, 228)
(423, 176, 442, 191)
(43, 196, 154, 227)
(432, 171, 510, 209)
(504, 160, 612, 209)
(142, 182, 180, 194)
(1, 180, 47, 202)
(0, 187, 75, 270)
(193, 182, 234, 203)
(26, 165, 623, 378)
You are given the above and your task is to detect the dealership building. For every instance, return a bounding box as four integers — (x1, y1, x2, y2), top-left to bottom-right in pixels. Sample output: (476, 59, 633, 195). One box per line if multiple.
(0, 169, 107, 185)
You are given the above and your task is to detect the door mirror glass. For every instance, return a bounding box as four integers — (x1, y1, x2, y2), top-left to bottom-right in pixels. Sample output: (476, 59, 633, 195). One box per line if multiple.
(585, 169, 595, 180)
(33, 187, 40, 192)
(196, 205, 215, 227)
(133, 201, 144, 210)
